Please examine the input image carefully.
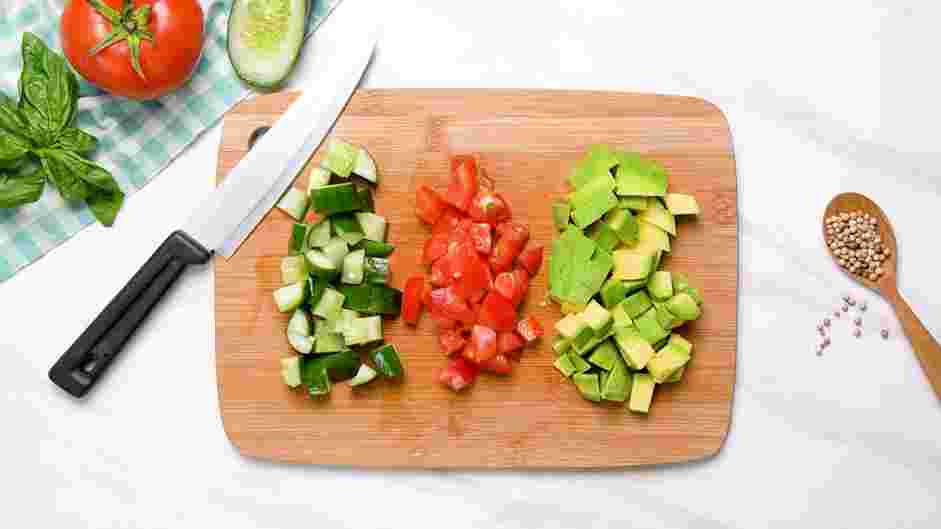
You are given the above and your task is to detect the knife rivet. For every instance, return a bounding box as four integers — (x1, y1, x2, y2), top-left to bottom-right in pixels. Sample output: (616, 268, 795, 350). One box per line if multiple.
(248, 126, 271, 151)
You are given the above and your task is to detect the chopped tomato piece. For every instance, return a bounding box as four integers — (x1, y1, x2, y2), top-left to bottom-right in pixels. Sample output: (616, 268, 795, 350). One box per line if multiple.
(448, 218, 474, 245)
(470, 325, 498, 361)
(429, 286, 476, 323)
(497, 331, 525, 359)
(416, 185, 448, 224)
(457, 246, 491, 301)
(431, 313, 459, 330)
(516, 315, 544, 342)
(478, 291, 517, 331)
(490, 222, 530, 274)
(468, 191, 512, 225)
(431, 207, 462, 237)
(422, 235, 448, 265)
(469, 223, 492, 254)
(480, 354, 513, 375)
(493, 268, 529, 307)
(517, 244, 544, 276)
(430, 257, 450, 287)
(438, 328, 466, 355)
(446, 156, 479, 211)
(402, 275, 425, 325)
(439, 357, 479, 391)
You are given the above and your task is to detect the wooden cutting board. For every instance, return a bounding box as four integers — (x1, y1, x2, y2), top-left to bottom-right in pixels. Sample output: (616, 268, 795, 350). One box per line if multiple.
(215, 89, 737, 468)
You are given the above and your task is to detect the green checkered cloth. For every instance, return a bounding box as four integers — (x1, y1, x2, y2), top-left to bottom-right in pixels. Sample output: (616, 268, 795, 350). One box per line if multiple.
(0, 0, 341, 282)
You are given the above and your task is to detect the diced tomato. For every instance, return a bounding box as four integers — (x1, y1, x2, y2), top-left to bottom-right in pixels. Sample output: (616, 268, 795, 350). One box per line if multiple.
(446, 156, 479, 211)
(438, 328, 466, 355)
(469, 223, 492, 254)
(439, 357, 479, 391)
(428, 286, 476, 323)
(430, 258, 450, 287)
(468, 191, 512, 225)
(493, 268, 529, 307)
(402, 275, 425, 325)
(516, 315, 544, 342)
(431, 313, 459, 330)
(490, 222, 530, 273)
(470, 325, 498, 361)
(431, 207, 462, 237)
(416, 185, 448, 224)
(458, 246, 491, 301)
(497, 331, 525, 359)
(448, 218, 473, 245)
(517, 244, 544, 276)
(478, 291, 517, 331)
(480, 354, 513, 375)
(422, 235, 448, 265)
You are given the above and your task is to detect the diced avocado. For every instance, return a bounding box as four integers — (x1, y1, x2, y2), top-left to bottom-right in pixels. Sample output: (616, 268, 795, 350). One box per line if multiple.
(280, 356, 302, 388)
(634, 308, 670, 344)
(612, 249, 656, 281)
(549, 225, 604, 305)
(651, 250, 664, 275)
(685, 286, 704, 306)
(665, 365, 686, 383)
(629, 373, 656, 413)
(613, 326, 654, 369)
(553, 355, 577, 378)
(574, 330, 614, 356)
(647, 343, 691, 383)
(637, 200, 676, 236)
(653, 300, 679, 330)
(572, 372, 602, 402)
(648, 271, 673, 300)
(664, 193, 701, 216)
(560, 302, 588, 315)
(611, 302, 633, 329)
(587, 340, 620, 371)
(634, 220, 671, 253)
(672, 272, 690, 293)
(666, 292, 702, 321)
(618, 196, 650, 211)
(572, 320, 595, 350)
(667, 333, 693, 355)
(555, 314, 582, 339)
(621, 290, 653, 319)
(605, 208, 639, 244)
(552, 200, 571, 231)
(652, 336, 669, 350)
(552, 335, 572, 356)
(602, 358, 631, 402)
(568, 352, 592, 374)
(623, 278, 649, 295)
(600, 278, 628, 309)
(590, 222, 620, 252)
(614, 152, 668, 197)
(569, 144, 617, 189)
(570, 173, 619, 229)
(581, 300, 613, 336)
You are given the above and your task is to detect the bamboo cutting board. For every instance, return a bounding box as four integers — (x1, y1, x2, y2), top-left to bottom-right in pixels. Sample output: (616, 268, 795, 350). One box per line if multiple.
(215, 90, 737, 468)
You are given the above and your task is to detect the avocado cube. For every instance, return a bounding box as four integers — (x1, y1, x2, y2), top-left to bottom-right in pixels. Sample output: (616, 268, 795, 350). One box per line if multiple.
(570, 173, 619, 229)
(574, 328, 614, 356)
(560, 301, 588, 315)
(611, 302, 633, 329)
(666, 292, 702, 321)
(629, 373, 657, 413)
(647, 343, 691, 383)
(652, 336, 669, 351)
(551, 335, 572, 356)
(581, 300, 613, 336)
(606, 208, 639, 244)
(684, 286, 704, 306)
(652, 300, 679, 330)
(590, 222, 620, 253)
(613, 326, 655, 370)
(614, 152, 668, 197)
(647, 271, 673, 301)
(573, 373, 602, 402)
(665, 365, 686, 383)
(553, 355, 577, 378)
(569, 144, 618, 189)
(623, 278, 649, 295)
(612, 249, 656, 281)
(637, 200, 676, 236)
(667, 333, 693, 355)
(552, 200, 572, 231)
(672, 272, 690, 293)
(567, 353, 592, 374)
(602, 359, 631, 402)
(600, 278, 629, 309)
(587, 340, 620, 371)
(618, 196, 650, 211)
(664, 193, 701, 216)
(556, 314, 594, 350)
(635, 309, 670, 344)
(621, 291, 653, 319)
(636, 220, 671, 253)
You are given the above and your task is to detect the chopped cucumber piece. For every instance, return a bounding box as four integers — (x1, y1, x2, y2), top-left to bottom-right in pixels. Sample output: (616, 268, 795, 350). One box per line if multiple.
(311, 183, 361, 215)
(227, 0, 307, 89)
(349, 364, 379, 387)
(287, 309, 312, 336)
(322, 139, 358, 178)
(353, 147, 378, 183)
(288, 332, 314, 354)
(276, 187, 309, 220)
(307, 167, 332, 194)
(313, 288, 345, 321)
(288, 223, 310, 255)
(342, 249, 366, 284)
(306, 276, 327, 309)
(332, 213, 365, 245)
(273, 281, 307, 313)
(354, 240, 395, 257)
(322, 350, 361, 382)
(329, 308, 359, 335)
(364, 256, 390, 284)
(302, 359, 331, 397)
(371, 343, 404, 378)
(304, 249, 339, 281)
(306, 219, 331, 248)
(315, 331, 347, 354)
(321, 237, 350, 268)
(338, 284, 402, 316)
(355, 185, 374, 212)
(355, 212, 387, 242)
(280, 356, 302, 388)
(343, 315, 383, 346)
(280, 255, 308, 285)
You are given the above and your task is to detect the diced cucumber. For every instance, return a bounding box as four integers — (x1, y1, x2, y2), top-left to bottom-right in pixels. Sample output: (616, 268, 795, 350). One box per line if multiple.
(342, 249, 366, 284)
(307, 167, 332, 194)
(321, 350, 361, 382)
(311, 183, 361, 215)
(353, 147, 378, 183)
(313, 288, 345, 321)
(332, 213, 365, 246)
(280, 356, 302, 388)
(288, 332, 314, 354)
(306, 219, 331, 248)
(338, 284, 402, 316)
(349, 364, 379, 387)
(321, 237, 350, 268)
(370, 343, 404, 378)
(307, 276, 327, 309)
(315, 331, 347, 354)
(273, 281, 307, 313)
(304, 249, 339, 281)
(287, 309, 312, 336)
(276, 187, 309, 221)
(288, 223, 310, 255)
(343, 315, 383, 346)
(330, 308, 360, 335)
(364, 257, 390, 284)
(354, 240, 395, 257)
(355, 185, 374, 212)
(227, 0, 306, 89)
(322, 139, 358, 178)
(302, 359, 332, 397)
(355, 212, 387, 242)
(280, 255, 308, 285)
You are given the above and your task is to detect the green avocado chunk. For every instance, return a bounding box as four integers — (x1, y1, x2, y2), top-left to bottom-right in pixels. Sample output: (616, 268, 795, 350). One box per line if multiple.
(614, 152, 668, 197)
(601, 358, 631, 402)
(613, 326, 655, 370)
(666, 292, 702, 321)
(634, 308, 670, 344)
(664, 193, 701, 216)
(554, 355, 577, 377)
(567, 353, 592, 374)
(573, 372, 602, 402)
(637, 200, 676, 236)
(590, 222, 620, 252)
(618, 196, 651, 211)
(612, 249, 656, 281)
(581, 300, 613, 336)
(606, 208, 639, 245)
(552, 200, 571, 231)
(629, 373, 656, 413)
(587, 339, 620, 371)
(569, 144, 618, 189)
(648, 271, 673, 301)
(570, 172, 619, 229)
(647, 343, 691, 383)
(600, 278, 629, 309)
(621, 290, 653, 319)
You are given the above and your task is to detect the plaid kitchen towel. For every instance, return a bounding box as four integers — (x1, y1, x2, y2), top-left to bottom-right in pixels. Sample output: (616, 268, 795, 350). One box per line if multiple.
(0, 0, 342, 282)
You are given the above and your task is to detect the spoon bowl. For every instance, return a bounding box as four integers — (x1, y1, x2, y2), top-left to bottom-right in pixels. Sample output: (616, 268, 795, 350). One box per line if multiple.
(823, 192, 941, 400)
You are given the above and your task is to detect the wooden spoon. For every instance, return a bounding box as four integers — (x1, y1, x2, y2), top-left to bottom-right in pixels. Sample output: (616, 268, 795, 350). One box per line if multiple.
(823, 192, 941, 399)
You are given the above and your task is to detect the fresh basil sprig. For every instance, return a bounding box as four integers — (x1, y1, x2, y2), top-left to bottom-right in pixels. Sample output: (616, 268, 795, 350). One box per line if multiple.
(0, 33, 123, 226)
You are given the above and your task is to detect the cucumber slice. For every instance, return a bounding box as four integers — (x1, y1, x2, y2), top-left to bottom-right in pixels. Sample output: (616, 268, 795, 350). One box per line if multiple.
(343, 315, 383, 346)
(332, 213, 365, 246)
(306, 219, 331, 248)
(280, 255, 308, 285)
(287, 309, 312, 336)
(313, 288, 345, 321)
(349, 364, 378, 387)
(280, 356, 302, 388)
(364, 256, 390, 284)
(338, 284, 402, 316)
(273, 281, 306, 312)
(307, 276, 327, 309)
(342, 249, 366, 284)
(321, 237, 350, 268)
(311, 183, 361, 215)
(276, 187, 309, 220)
(227, 0, 307, 89)
(307, 167, 331, 194)
(288, 332, 314, 354)
(330, 308, 360, 335)
(353, 147, 378, 183)
(355, 212, 387, 242)
(322, 139, 358, 178)
(370, 343, 404, 378)
(355, 184, 374, 212)
(315, 332, 347, 354)
(304, 249, 339, 280)
(288, 223, 310, 255)
(353, 240, 395, 257)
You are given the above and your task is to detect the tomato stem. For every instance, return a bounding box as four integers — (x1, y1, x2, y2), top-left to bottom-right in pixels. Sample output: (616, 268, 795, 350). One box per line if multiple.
(87, 0, 153, 81)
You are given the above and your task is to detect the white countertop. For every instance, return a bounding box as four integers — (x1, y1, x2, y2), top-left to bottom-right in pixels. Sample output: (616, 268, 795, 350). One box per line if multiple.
(3, 1, 940, 527)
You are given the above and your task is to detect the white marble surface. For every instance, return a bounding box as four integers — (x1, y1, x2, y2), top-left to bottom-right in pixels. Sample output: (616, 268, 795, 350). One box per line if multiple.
(3, 1, 941, 527)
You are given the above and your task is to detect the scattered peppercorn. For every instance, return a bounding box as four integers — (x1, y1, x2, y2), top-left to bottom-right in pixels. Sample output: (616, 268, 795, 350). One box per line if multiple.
(881, 329, 889, 339)
(853, 328, 862, 338)
(854, 317, 862, 326)
(823, 318, 831, 327)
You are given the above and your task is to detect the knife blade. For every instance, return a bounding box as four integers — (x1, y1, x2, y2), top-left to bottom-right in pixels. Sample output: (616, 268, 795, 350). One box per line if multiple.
(48, 33, 377, 398)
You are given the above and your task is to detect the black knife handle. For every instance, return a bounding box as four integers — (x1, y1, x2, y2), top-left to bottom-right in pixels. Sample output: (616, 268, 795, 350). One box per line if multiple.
(49, 230, 211, 398)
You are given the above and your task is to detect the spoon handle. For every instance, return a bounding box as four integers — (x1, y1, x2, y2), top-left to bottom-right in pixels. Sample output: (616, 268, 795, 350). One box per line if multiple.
(885, 288, 941, 399)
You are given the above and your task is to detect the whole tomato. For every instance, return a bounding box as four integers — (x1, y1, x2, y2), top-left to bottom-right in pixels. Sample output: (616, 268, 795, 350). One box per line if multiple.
(61, 0, 204, 100)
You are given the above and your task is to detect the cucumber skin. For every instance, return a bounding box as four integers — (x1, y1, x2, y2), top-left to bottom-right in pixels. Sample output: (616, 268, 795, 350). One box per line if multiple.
(227, 0, 307, 91)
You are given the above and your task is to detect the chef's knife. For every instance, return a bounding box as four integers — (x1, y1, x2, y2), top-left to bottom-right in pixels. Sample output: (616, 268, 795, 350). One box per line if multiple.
(48, 34, 377, 398)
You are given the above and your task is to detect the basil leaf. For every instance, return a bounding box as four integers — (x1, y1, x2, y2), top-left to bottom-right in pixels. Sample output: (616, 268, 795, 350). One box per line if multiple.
(86, 186, 125, 227)
(0, 166, 45, 208)
(19, 33, 76, 143)
(0, 128, 31, 164)
(39, 150, 89, 201)
(0, 95, 28, 134)
(54, 127, 98, 154)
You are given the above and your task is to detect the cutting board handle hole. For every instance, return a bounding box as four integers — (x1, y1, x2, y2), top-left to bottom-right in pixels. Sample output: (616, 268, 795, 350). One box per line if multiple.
(247, 126, 271, 151)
